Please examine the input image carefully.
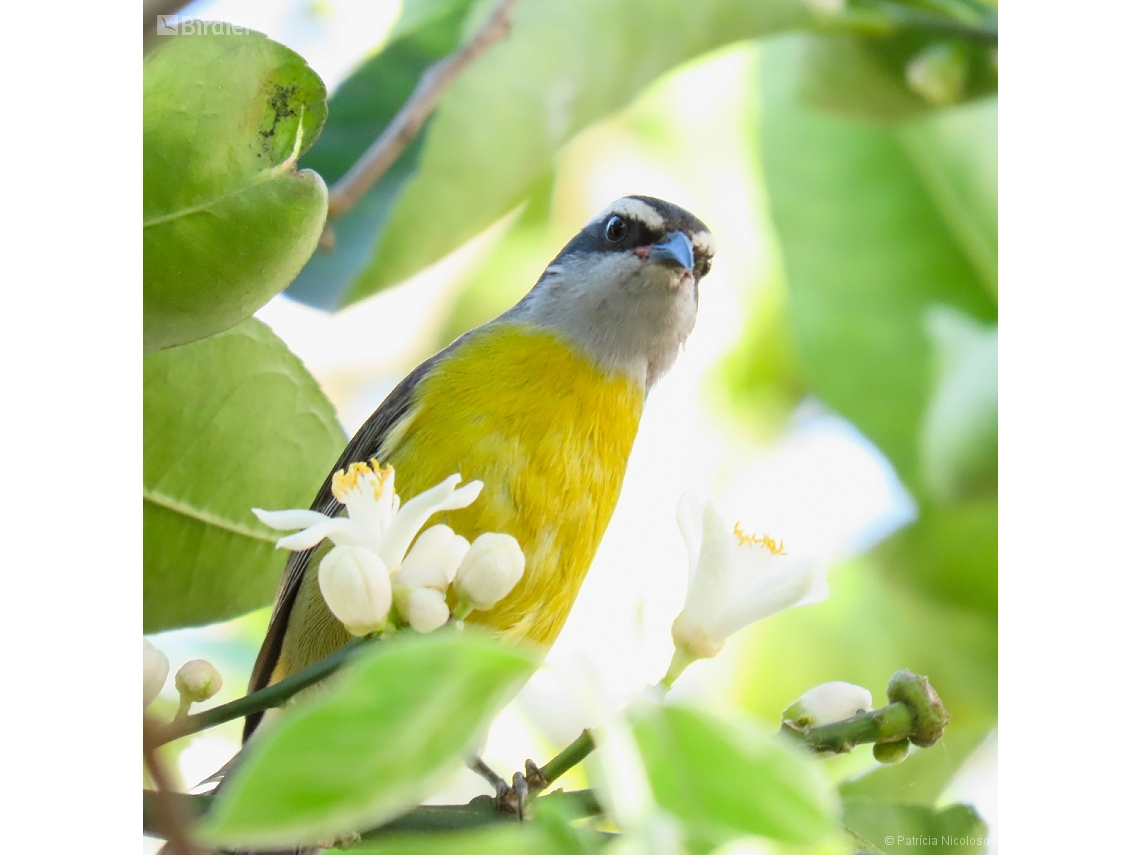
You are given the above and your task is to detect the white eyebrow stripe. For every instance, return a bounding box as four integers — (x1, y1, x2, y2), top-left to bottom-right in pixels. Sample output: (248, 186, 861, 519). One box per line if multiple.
(596, 197, 666, 232)
(691, 230, 716, 257)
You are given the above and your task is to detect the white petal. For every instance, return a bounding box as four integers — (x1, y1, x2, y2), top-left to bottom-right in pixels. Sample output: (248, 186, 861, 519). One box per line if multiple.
(680, 499, 735, 628)
(318, 545, 392, 636)
(396, 587, 451, 633)
(799, 560, 830, 606)
(675, 490, 706, 582)
(252, 508, 330, 531)
(274, 517, 358, 551)
(380, 475, 484, 568)
(707, 558, 818, 641)
(399, 525, 470, 591)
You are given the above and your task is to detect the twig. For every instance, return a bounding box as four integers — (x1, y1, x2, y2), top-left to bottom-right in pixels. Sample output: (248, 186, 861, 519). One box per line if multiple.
(153, 636, 372, 747)
(141, 788, 603, 843)
(530, 729, 596, 799)
(782, 670, 951, 754)
(325, 0, 521, 219)
(143, 716, 198, 854)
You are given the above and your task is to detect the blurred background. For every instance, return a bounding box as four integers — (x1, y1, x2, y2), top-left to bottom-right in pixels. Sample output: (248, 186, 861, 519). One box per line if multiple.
(146, 0, 997, 850)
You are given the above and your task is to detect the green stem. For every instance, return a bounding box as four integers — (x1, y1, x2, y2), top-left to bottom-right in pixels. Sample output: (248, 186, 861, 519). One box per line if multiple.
(660, 648, 697, 689)
(781, 701, 915, 754)
(153, 636, 373, 747)
(534, 730, 596, 795)
(142, 788, 603, 842)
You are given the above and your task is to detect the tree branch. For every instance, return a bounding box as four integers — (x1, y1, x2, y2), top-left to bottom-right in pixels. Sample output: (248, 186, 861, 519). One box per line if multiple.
(142, 788, 603, 844)
(325, 0, 521, 220)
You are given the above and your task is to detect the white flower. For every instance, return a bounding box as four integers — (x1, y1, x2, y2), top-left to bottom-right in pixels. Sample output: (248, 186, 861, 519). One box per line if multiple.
(670, 491, 828, 664)
(143, 639, 169, 710)
(175, 659, 223, 704)
(254, 460, 482, 569)
(453, 532, 525, 613)
(254, 462, 483, 634)
(785, 681, 874, 726)
(318, 545, 394, 637)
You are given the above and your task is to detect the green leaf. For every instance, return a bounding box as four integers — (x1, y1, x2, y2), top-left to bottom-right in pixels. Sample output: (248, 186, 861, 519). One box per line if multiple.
(632, 705, 837, 846)
(898, 98, 998, 298)
(839, 728, 989, 806)
(920, 307, 997, 503)
(875, 498, 997, 615)
(797, 30, 997, 123)
(287, 1, 479, 309)
(842, 800, 988, 854)
(760, 35, 996, 497)
(143, 319, 345, 632)
(200, 631, 538, 849)
(293, 0, 812, 308)
(143, 31, 329, 351)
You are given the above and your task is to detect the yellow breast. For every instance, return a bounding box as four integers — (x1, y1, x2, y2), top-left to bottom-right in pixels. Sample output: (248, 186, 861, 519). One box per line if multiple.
(386, 323, 644, 645)
(273, 323, 644, 682)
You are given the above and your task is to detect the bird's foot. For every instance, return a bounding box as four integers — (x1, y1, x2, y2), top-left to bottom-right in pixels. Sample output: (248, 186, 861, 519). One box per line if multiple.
(468, 757, 548, 819)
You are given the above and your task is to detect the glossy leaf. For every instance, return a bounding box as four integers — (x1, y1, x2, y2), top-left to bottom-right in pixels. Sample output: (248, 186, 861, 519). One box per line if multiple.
(760, 35, 996, 496)
(143, 319, 345, 632)
(632, 705, 837, 846)
(920, 307, 997, 503)
(143, 31, 329, 350)
(842, 800, 988, 854)
(200, 631, 538, 849)
(292, 0, 813, 308)
(899, 98, 998, 298)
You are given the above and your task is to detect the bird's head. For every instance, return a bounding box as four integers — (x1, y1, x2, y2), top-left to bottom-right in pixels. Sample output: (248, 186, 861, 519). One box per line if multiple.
(510, 195, 716, 388)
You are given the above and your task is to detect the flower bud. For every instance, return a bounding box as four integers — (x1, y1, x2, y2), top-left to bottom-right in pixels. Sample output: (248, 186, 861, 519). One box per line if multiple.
(143, 638, 169, 710)
(395, 586, 451, 634)
(397, 525, 470, 592)
(873, 739, 910, 764)
(783, 681, 873, 727)
(906, 43, 968, 106)
(175, 659, 223, 704)
(452, 533, 524, 611)
(318, 545, 393, 636)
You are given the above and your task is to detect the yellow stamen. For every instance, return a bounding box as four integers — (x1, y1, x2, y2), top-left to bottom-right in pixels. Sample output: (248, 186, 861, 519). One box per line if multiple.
(733, 521, 786, 555)
(331, 459, 394, 502)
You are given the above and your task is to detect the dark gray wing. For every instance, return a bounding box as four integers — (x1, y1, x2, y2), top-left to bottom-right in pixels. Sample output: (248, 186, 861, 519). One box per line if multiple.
(242, 344, 456, 741)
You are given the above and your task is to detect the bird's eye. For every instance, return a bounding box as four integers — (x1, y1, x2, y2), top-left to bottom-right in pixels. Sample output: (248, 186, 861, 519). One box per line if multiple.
(604, 215, 627, 243)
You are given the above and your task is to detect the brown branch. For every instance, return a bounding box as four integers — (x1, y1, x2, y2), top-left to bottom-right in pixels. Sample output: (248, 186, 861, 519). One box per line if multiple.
(143, 715, 199, 855)
(325, 0, 521, 220)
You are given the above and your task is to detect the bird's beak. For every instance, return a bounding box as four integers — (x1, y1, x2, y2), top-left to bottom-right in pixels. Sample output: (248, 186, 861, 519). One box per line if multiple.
(649, 230, 694, 272)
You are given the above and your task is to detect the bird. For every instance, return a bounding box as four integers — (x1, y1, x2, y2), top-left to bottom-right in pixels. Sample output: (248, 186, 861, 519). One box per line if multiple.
(241, 195, 715, 787)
